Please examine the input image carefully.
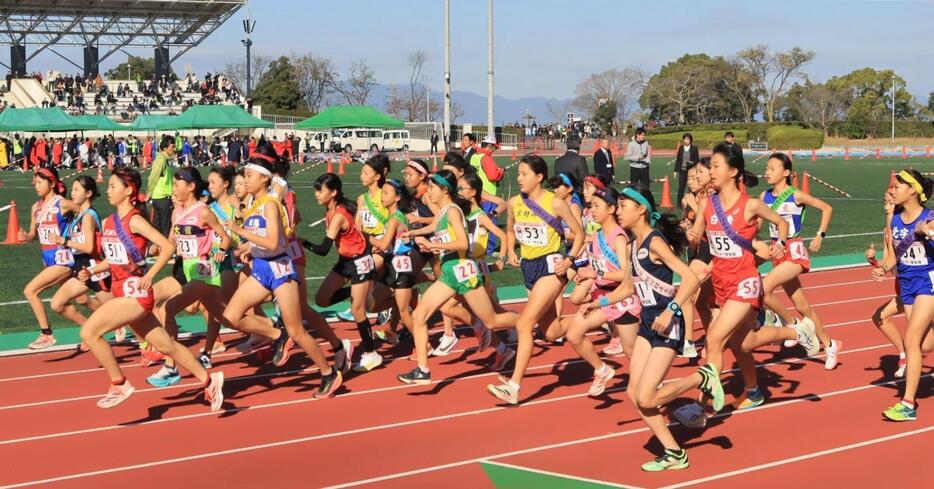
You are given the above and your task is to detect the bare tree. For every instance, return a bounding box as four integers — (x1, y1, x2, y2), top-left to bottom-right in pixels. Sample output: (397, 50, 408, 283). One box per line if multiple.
(405, 50, 428, 121)
(724, 59, 758, 122)
(571, 68, 643, 125)
(223, 54, 273, 93)
(292, 53, 337, 112)
(736, 45, 815, 122)
(545, 99, 569, 123)
(641, 62, 709, 124)
(334, 59, 376, 105)
(792, 82, 848, 135)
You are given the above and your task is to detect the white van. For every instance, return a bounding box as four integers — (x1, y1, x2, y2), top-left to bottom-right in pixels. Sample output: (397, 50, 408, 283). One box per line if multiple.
(331, 128, 383, 153)
(381, 130, 410, 152)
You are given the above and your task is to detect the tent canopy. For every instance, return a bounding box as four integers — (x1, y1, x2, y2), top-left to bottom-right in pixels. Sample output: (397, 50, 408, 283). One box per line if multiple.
(129, 114, 174, 131)
(74, 114, 127, 131)
(295, 105, 404, 130)
(156, 104, 273, 130)
(0, 107, 95, 132)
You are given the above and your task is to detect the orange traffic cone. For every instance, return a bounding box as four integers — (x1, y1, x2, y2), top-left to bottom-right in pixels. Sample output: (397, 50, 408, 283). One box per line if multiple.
(107, 155, 114, 170)
(902, 146, 907, 159)
(844, 146, 850, 160)
(96, 167, 104, 183)
(326, 158, 334, 173)
(338, 154, 346, 175)
(659, 176, 674, 208)
(801, 172, 810, 195)
(811, 148, 817, 161)
(511, 149, 517, 161)
(76, 157, 84, 172)
(889, 170, 897, 188)
(2, 201, 24, 244)
(22, 157, 28, 172)
(876, 148, 881, 160)
(432, 155, 439, 172)
(792, 171, 799, 188)
(927, 146, 932, 158)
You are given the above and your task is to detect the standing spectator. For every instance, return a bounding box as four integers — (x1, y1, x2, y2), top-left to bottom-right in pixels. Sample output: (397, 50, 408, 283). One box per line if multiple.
(290, 134, 300, 162)
(553, 135, 589, 184)
(180, 136, 192, 166)
(78, 138, 89, 167)
(461, 132, 476, 162)
(724, 131, 743, 162)
(146, 135, 177, 238)
(624, 127, 651, 188)
(51, 138, 63, 167)
(227, 135, 242, 165)
(674, 132, 699, 206)
(593, 137, 615, 183)
(430, 131, 439, 154)
(142, 136, 154, 167)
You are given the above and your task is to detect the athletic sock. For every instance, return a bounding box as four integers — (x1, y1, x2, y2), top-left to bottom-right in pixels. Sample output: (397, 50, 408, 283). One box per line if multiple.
(40, 328, 53, 335)
(330, 287, 352, 305)
(899, 351, 906, 359)
(356, 320, 375, 352)
(507, 379, 519, 390)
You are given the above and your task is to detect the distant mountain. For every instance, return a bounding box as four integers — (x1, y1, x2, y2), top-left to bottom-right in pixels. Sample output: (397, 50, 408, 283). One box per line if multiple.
(367, 83, 572, 126)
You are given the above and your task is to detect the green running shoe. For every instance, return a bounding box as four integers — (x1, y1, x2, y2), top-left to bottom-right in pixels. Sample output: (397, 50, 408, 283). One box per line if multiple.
(737, 387, 766, 410)
(883, 401, 917, 422)
(641, 449, 690, 472)
(698, 363, 725, 412)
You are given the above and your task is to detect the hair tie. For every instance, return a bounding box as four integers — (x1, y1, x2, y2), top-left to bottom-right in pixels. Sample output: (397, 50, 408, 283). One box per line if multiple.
(650, 211, 661, 227)
(584, 175, 606, 190)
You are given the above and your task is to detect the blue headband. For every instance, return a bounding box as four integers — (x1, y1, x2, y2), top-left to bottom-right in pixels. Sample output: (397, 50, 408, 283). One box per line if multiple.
(387, 178, 405, 194)
(431, 173, 456, 192)
(559, 173, 573, 188)
(621, 187, 661, 226)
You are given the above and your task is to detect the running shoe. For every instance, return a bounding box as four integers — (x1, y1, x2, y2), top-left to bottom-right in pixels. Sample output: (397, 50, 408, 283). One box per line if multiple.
(28, 333, 57, 350)
(353, 351, 383, 372)
(336, 308, 355, 322)
(78, 342, 91, 352)
(764, 309, 783, 328)
(672, 402, 708, 429)
(784, 318, 801, 348)
(472, 319, 492, 353)
(882, 400, 917, 422)
(486, 382, 519, 405)
(697, 363, 725, 412)
(271, 331, 294, 367)
(97, 381, 135, 408)
(736, 387, 766, 410)
(491, 347, 516, 371)
(140, 345, 165, 366)
(147, 365, 181, 387)
(204, 371, 225, 412)
(398, 367, 431, 385)
(114, 326, 127, 343)
(602, 336, 624, 356)
(315, 369, 343, 398)
(895, 357, 907, 378)
(374, 328, 399, 345)
(641, 449, 689, 472)
(334, 339, 354, 375)
(824, 339, 842, 370)
(679, 340, 698, 359)
(210, 338, 227, 355)
(588, 365, 615, 397)
(431, 334, 458, 357)
(198, 353, 213, 370)
(236, 334, 269, 354)
(376, 308, 393, 327)
(794, 317, 820, 356)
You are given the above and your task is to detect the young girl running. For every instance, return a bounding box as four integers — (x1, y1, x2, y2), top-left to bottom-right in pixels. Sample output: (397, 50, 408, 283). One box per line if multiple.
(563, 187, 641, 396)
(358, 154, 391, 271)
(48, 176, 112, 340)
(680, 160, 715, 359)
(868, 189, 908, 377)
(310, 173, 382, 373)
(617, 185, 700, 471)
(224, 155, 342, 399)
(759, 152, 840, 369)
(77, 167, 223, 409)
(20, 167, 79, 349)
(876, 169, 934, 421)
(396, 170, 518, 385)
(486, 155, 584, 404)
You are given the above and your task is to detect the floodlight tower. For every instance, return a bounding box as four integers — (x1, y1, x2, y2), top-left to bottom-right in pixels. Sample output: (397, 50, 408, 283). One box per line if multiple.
(242, 9, 256, 97)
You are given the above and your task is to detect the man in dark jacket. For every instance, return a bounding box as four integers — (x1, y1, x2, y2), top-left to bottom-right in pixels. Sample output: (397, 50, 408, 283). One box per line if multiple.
(227, 136, 242, 164)
(553, 135, 589, 184)
(674, 132, 700, 207)
(724, 131, 744, 163)
(592, 137, 614, 183)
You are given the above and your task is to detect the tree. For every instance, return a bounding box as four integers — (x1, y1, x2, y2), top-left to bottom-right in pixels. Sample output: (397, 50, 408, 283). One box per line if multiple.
(786, 81, 848, 135)
(105, 56, 172, 80)
(571, 68, 642, 126)
(386, 51, 433, 122)
(929, 91, 934, 113)
(334, 60, 376, 105)
(251, 56, 302, 111)
(292, 53, 337, 112)
(593, 100, 617, 134)
(545, 100, 570, 123)
(736, 45, 815, 122)
(826, 68, 915, 138)
(223, 53, 273, 93)
(640, 54, 751, 124)
(723, 59, 758, 122)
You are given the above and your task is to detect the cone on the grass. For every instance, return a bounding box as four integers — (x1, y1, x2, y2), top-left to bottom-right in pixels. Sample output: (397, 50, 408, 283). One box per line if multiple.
(844, 146, 850, 160)
(902, 146, 908, 159)
(792, 171, 799, 188)
(432, 155, 439, 172)
(801, 172, 810, 195)
(2, 201, 24, 244)
(811, 148, 817, 161)
(338, 154, 346, 175)
(76, 157, 84, 171)
(326, 158, 334, 173)
(107, 155, 114, 170)
(659, 176, 673, 208)
(96, 167, 104, 183)
(876, 148, 881, 160)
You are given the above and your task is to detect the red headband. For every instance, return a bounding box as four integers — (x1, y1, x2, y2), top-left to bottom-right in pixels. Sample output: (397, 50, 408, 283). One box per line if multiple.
(251, 152, 277, 164)
(584, 175, 606, 189)
(36, 168, 66, 194)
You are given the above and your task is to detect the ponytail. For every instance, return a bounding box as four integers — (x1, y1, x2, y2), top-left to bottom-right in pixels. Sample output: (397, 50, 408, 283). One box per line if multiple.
(620, 185, 687, 255)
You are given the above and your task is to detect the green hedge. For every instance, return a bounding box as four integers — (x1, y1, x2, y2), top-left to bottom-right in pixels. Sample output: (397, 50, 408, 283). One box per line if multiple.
(827, 120, 934, 138)
(766, 126, 824, 149)
(647, 130, 748, 150)
(647, 122, 801, 140)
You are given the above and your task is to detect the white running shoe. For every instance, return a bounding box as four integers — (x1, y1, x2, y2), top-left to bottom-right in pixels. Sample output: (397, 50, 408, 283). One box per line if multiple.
(97, 381, 135, 408)
(895, 357, 907, 378)
(602, 336, 624, 356)
(114, 327, 127, 343)
(679, 341, 698, 359)
(431, 334, 458, 357)
(491, 347, 516, 371)
(353, 351, 383, 372)
(472, 319, 492, 353)
(794, 317, 819, 357)
(783, 319, 801, 348)
(486, 382, 519, 405)
(824, 339, 842, 370)
(334, 339, 354, 375)
(672, 402, 708, 429)
(204, 371, 225, 412)
(588, 365, 615, 397)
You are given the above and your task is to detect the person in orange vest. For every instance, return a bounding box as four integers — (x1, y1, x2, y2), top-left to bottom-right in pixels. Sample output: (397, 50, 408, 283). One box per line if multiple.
(248, 136, 257, 158)
(34, 136, 49, 168)
(51, 138, 63, 166)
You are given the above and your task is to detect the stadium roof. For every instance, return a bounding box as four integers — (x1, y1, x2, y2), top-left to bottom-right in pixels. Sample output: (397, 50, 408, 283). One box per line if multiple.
(0, 1, 245, 68)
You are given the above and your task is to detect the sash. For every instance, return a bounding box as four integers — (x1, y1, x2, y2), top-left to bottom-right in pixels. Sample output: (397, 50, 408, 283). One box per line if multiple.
(364, 193, 389, 226)
(893, 212, 933, 259)
(521, 193, 564, 237)
(631, 234, 676, 298)
(111, 211, 147, 270)
(596, 229, 620, 269)
(768, 186, 796, 211)
(64, 208, 100, 240)
(391, 210, 412, 255)
(710, 193, 755, 253)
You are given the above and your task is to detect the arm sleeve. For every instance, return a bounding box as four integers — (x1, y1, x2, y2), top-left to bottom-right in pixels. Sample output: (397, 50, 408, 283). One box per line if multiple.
(303, 236, 333, 256)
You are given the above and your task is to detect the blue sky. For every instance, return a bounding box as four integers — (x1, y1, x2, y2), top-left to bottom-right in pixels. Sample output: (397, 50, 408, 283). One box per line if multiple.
(15, 0, 934, 101)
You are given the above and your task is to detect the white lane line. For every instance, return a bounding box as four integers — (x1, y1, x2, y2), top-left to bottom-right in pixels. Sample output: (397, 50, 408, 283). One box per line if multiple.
(478, 460, 642, 489)
(657, 426, 934, 489)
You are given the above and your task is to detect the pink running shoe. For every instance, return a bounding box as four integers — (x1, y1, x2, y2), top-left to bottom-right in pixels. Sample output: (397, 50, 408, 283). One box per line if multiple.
(602, 337, 624, 356)
(204, 372, 225, 412)
(97, 381, 135, 408)
(28, 333, 57, 350)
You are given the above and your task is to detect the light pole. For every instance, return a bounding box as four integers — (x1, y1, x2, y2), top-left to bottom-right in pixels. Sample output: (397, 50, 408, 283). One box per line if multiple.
(891, 74, 896, 141)
(443, 0, 451, 149)
(487, 0, 494, 139)
(241, 11, 256, 98)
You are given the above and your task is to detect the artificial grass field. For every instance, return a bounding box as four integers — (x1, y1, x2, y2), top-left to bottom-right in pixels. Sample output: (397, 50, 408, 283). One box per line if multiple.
(0, 153, 919, 334)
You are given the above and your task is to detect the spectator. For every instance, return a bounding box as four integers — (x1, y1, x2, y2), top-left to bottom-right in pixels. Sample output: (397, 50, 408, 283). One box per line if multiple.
(625, 127, 651, 188)
(430, 131, 439, 154)
(554, 135, 589, 184)
(724, 131, 744, 165)
(461, 132, 476, 162)
(674, 132, 699, 206)
(593, 137, 615, 183)
(146, 135, 177, 238)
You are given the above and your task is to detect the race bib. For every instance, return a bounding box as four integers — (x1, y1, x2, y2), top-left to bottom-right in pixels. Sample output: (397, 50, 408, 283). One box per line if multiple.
(453, 260, 479, 283)
(38, 225, 60, 245)
(354, 255, 375, 275)
(736, 277, 762, 299)
(545, 253, 564, 274)
(515, 222, 548, 247)
(101, 239, 129, 265)
(901, 242, 928, 266)
(432, 231, 452, 244)
(54, 248, 75, 267)
(196, 259, 217, 278)
(87, 259, 110, 282)
(769, 216, 797, 239)
(362, 211, 378, 229)
(706, 231, 742, 259)
(122, 277, 148, 298)
(634, 279, 657, 306)
(270, 256, 294, 279)
(592, 257, 608, 275)
(391, 255, 413, 273)
(176, 235, 199, 259)
(788, 240, 809, 261)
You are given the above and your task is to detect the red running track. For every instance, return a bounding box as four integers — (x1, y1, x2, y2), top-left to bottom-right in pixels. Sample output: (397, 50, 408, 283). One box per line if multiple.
(0, 266, 929, 489)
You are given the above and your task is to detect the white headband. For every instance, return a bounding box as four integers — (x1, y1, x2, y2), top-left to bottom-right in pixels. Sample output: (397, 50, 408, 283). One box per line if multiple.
(244, 163, 272, 177)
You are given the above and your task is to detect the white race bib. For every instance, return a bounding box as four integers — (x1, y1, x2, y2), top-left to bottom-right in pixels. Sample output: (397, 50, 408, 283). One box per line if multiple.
(122, 277, 148, 298)
(38, 225, 59, 245)
(54, 248, 75, 267)
(736, 277, 762, 299)
(270, 256, 294, 279)
(391, 255, 413, 273)
(354, 255, 375, 275)
(196, 260, 217, 278)
(361, 211, 378, 229)
(514, 222, 548, 247)
(453, 260, 479, 283)
(101, 239, 129, 265)
(788, 240, 809, 261)
(706, 230, 742, 259)
(769, 216, 798, 239)
(87, 259, 110, 282)
(901, 242, 928, 266)
(544, 253, 564, 274)
(634, 279, 657, 306)
(176, 235, 199, 259)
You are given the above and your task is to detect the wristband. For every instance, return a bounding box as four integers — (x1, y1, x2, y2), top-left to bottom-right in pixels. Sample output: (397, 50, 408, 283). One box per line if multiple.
(818, 231, 826, 238)
(598, 296, 610, 308)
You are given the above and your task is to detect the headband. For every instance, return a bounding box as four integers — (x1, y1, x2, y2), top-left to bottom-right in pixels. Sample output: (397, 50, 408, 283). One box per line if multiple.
(593, 188, 617, 206)
(36, 168, 66, 194)
(898, 171, 928, 203)
(406, 160, 428, 175)
(584, 175, 606, 189)
(244, 163, 272, 177)
(559, 173, 573, 188)
(431, 173, 456, 192)
(387, 178, 405, 194)
(621, 187, 661, 226)
(251, 152, 277, 164)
